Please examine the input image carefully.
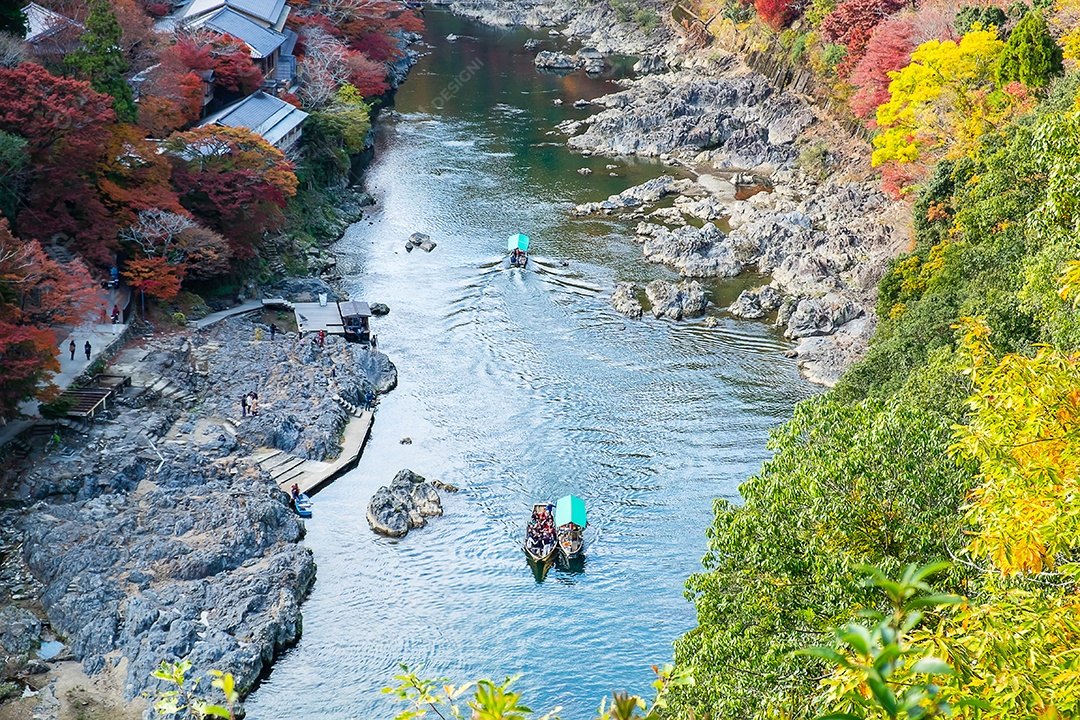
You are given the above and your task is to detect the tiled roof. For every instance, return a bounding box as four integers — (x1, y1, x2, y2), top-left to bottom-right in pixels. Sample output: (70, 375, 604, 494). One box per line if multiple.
(200, 8, 285, 58)
(199, 91, 308, 147)
(182, 0, 286, 28)
(22, 2, 80, 44)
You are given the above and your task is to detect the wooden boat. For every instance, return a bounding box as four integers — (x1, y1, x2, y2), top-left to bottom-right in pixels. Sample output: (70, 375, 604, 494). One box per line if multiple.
(523, 502, 556, 564)
(508, 233, 530, 268)
(293, 492, 313, 518)
(555, 494, 586, 559)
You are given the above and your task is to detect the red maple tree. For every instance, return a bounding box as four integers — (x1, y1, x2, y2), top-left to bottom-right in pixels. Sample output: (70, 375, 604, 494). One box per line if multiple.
(0, 218, 97, 416)
(821, 0, 908, 71)
(848, 14, 917, 119)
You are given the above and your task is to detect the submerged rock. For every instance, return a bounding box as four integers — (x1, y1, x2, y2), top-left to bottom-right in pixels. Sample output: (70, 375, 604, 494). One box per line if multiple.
(367, 470, 443, 538)
(577, 47, 605, 74)
(370, 303, 390, 316)
(611, 283, 643, 319)
(645, 280, 708, 320)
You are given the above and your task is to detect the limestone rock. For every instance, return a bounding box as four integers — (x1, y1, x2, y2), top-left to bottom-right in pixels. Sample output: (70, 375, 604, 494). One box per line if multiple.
(370, 303, 390, 316)
(729, 285, 783, 319)
(408, 232, 437, 252)
(534, 50, 581, 71)
(638, 222, 741, 278)
(784, 294, 865, 339)
(367, 470, 443, 538)
(645, 280, 708, 320)
(611, 283, 643, 319)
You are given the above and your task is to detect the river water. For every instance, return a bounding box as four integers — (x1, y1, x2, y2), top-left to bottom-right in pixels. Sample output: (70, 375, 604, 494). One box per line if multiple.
(246, 11, 816, 719)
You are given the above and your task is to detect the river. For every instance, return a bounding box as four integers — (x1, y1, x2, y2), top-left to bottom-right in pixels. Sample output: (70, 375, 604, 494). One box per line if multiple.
(245, 11, 816, 719)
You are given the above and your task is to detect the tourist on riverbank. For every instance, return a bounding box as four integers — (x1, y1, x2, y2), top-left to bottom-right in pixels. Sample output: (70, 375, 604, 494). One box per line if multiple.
(68, 340, 76, 361)
(84, 341, 91, 360)
(318, 330, 325, 347)
(241, 394, 249, 417)
(270, 323, 278, 341)
(250, 392, 259, 416)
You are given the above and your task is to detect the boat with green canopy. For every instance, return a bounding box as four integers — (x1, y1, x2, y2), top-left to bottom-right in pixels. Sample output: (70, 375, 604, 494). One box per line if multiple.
(507, 233, 529, 268)
(554, 494, 586, 559)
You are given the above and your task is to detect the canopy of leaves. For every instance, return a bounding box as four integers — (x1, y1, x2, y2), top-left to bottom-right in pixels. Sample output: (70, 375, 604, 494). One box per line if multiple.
(67, 0, 138, 122)
(995, 11, 1064, 88)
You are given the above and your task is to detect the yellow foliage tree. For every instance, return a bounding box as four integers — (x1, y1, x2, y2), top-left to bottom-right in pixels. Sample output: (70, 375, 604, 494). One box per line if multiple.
(872, 30, 1027, 167)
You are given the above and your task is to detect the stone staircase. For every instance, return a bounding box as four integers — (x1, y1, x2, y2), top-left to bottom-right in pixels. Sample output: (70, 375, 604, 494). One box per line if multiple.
(147, 377, 197, 405)
(255, 449, 321, 487)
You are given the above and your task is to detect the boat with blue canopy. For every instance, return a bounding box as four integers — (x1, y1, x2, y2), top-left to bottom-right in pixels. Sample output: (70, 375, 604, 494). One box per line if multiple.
(507, 233, 529, 268)
(554, 494, 586, 559)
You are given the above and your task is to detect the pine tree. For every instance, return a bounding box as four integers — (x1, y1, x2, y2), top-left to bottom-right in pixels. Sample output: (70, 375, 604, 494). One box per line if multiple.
(0, 0, 26, 36)
(67, 0, 138, 122)
(995, 11, 1063, 88)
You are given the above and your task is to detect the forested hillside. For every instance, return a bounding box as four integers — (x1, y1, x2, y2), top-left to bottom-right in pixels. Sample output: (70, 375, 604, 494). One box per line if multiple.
(671, 1, 1080, 717)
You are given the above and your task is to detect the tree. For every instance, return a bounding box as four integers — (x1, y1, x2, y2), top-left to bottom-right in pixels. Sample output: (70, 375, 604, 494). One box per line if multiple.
(848, 14, 917, 118)
(123, 255, 183, 308)
(298, 25, 350, 108)
(0, 0, 26, 36)
(164, 126, 298, 258)
(344, 51, 388, 97)
(0, 63, 119, 264)
(755, 0, 798, 29)
(954, 5, 1006, 36)
(0, 129, 28, 219)
(821, 0, 908, 70)
(67, 0, 138, 122)
(119, 208, 231, 279)
(873, 30, 1011, 167)
(0, 218, 96, 417)
(995, 12, 1063, 88)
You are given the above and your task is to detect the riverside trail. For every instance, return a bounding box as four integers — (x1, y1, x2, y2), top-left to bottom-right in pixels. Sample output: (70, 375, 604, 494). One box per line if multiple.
(245, 10, 817, 720)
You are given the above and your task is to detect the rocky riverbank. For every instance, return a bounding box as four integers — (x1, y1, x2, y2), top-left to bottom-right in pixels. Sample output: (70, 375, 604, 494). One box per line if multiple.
(0, 301, 397, 719)
(445, 0, 907, 385)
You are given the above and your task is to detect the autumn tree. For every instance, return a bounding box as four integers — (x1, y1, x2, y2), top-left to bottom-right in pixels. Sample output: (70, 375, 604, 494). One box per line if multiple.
(821, 0, 908, 69)
(120, 208, 231, 279)
(0, 218, 96, 417)
(755, 0, 798, 29)
(873, 30, 1016, 167)
(848, 14, 916, 118)
(68, 0, 138, 122)
(164, 126, 298, 258)
(0, 63, 119, 264)
(123, 255, 183, 309)
(345, 51, 389, 97)
(995, 11, 1063, 88)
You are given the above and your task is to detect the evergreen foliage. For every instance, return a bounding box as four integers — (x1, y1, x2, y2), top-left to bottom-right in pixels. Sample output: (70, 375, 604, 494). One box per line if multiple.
(67, 0, 138, 122)
(994, 11, 1063, 87)
(0, 0, 25, 36)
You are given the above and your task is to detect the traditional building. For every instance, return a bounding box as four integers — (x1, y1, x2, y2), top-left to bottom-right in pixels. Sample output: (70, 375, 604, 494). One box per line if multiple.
(198, 90, 308, 152)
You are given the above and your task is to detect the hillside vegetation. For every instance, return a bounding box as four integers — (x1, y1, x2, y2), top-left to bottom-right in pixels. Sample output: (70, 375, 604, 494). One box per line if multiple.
(670, 0, 1080, 718)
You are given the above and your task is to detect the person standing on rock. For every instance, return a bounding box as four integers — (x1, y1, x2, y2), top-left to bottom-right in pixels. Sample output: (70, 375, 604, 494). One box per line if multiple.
(84, 341, 91, 360)
(68, 340, 76, 361)
(270, 323, 278, 341)
(249, 392, 259, 416)
(370, 334, 377, 353)
(241, 394, 249, 417)
(318, 330, 325, 348)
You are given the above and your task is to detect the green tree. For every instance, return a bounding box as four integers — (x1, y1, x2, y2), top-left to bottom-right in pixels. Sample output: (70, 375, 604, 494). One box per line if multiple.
(0, 0, 26, 36)
(0, 129, 28, 219)
(67, 0, 137, 122)
(995, 12, 1063, 88)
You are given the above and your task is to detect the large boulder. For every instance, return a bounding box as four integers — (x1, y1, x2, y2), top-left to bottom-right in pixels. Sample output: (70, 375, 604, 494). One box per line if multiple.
(645, 280, 708, 320)
(367, 470, 443, 538)
(638, 222, 741, 278)
(534, 50, 581, 71)
(576, 47, 605, 74)
(0, 607, 42, 661)
(407, 232, 437, 253)
(611, 283, 643, 319)
(729, 285, 783, 319)
(784, 294, 864, 339)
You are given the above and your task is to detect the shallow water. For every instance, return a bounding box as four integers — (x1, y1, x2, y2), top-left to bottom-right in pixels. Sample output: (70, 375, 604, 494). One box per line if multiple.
(245, 11, 817, 719)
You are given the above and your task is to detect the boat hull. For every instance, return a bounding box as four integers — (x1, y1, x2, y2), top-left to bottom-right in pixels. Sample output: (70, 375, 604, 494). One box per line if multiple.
(294, 493, 313, 518)
(556, 524, 584, 559)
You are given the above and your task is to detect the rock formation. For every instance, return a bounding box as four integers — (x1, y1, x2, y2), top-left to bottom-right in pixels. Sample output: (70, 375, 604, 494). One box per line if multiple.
(367, 470, 444, 538)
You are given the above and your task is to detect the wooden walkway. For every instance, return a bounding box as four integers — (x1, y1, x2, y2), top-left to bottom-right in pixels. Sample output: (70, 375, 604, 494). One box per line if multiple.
(253, 407, 374, 496)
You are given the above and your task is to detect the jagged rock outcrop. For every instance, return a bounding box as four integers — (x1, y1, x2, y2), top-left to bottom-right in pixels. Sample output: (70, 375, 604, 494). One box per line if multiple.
(367, 470, 444, 538)
(571, 175, 695, 215)
(645, 280, 708, 320)
(728, 285, 783, 319)
(637, 222, 741, 278)
(611, 283, 643, 319)
(534, 50, 580, 70)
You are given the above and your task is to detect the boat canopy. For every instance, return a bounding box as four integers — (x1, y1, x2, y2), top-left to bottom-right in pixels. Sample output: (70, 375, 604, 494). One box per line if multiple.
(507, 233, 530, 252)
(555, 494, 586, 528)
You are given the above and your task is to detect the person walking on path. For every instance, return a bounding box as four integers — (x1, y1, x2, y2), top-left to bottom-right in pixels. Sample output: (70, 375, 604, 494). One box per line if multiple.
(241, 394, 249, 417)
(69, 340, 76, 361)
(370, 334, 377, 353)
(318, 330, 325, 347)
(270, 323, 278, 341)
(84, 341, 92, 360)
(112, 305, 120, 324)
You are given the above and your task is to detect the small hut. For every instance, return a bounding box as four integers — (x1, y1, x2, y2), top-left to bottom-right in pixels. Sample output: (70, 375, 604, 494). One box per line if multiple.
(339, 300, 372, 343)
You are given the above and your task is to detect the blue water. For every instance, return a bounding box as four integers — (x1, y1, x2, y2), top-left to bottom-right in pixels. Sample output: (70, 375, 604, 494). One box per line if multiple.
(245, 11, 816, 719)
